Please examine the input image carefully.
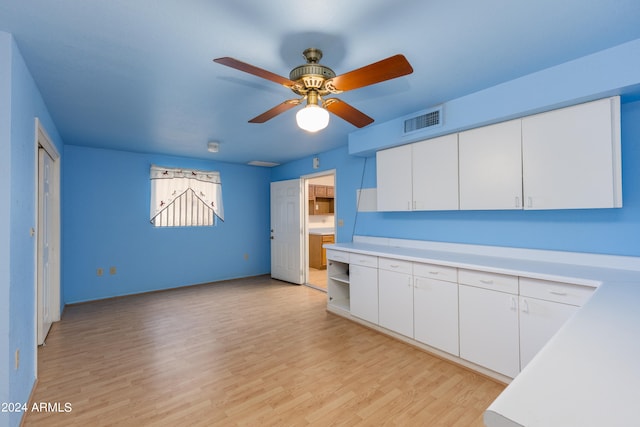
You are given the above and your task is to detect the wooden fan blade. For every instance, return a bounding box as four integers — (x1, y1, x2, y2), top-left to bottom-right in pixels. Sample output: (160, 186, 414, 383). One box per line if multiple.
(324, 98, 374, 128)
(249, 99, 302, 123)
(214, 57, 298, 88)
(325, 54, 413, 92)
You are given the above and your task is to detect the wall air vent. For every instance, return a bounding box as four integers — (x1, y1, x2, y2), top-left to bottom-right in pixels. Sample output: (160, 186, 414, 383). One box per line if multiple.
(403, 106, 443, 134)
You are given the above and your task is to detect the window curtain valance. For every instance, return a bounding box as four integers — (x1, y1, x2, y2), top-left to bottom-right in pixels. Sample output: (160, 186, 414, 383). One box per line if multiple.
(150, 165, 224, 224)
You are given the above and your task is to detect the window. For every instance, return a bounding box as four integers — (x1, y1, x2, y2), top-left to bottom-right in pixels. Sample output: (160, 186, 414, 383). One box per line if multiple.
(150, 165, 224, 227)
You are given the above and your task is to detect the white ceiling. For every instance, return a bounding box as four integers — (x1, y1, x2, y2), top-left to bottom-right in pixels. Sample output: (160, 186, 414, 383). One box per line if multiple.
(2, 0, 640, 165)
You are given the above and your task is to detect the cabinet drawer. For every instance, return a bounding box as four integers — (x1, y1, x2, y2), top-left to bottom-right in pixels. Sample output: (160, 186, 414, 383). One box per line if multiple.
(378, 257, 412, 274)
(520, 277, 595, 306)
(322, 234, 335, 243)
(459, 269, 518, 294)
(326, 250, 349, 263)
(413, 262, 458, 283)
(350, 254, 378, 268)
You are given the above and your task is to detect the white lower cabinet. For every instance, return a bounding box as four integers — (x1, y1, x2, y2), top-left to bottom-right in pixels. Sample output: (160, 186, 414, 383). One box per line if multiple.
(350, 263, 379, 324)
(328, 248, 596, 381)
(519, 296, 578, 369)
(378, 258, 414, 337)
(459, 284, 520, 378)
(413, 275, 459, 356)
(518, 277, 592, 369)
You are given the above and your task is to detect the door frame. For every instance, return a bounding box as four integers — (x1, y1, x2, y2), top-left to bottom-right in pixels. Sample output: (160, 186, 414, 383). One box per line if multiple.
(302, 169, 336, 288)
(34, 118, 61, 353)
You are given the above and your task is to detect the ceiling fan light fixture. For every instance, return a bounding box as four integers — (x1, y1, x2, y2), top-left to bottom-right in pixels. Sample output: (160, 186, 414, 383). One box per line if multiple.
(296, 104, 330, 132)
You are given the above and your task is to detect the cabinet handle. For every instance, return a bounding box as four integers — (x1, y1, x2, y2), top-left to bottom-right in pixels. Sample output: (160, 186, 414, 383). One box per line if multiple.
(389, 264, 400, 268)
(480, 279, 494, 285)
(429, 271, 439, 275)
(527, 196, 533, 208)
(408, 201, 412, 210)
(510, 296, 517, 311)
(521, 298, 529, 313)
(515, 196, 520, 208)
(549, 291, 568, 296)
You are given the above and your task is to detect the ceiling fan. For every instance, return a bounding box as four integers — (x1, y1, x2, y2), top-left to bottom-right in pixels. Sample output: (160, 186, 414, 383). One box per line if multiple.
(214, 48, 413, 132)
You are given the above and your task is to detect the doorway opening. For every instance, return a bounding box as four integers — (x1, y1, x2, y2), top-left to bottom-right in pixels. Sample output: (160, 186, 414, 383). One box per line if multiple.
(304, 171, 336, 291)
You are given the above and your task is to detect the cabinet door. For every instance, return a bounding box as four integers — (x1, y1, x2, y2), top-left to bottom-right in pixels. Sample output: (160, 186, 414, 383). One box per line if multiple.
(378, 269, 413, 337)
(327, 186, 334, 197)
(350, 264, 379, 324)
(376, 144, 412, 211)
(412, 134, 459, 210)
(309, 234, 323, 269)
(519, 297, 578, 370)
(459, 285, 520, 378)
(459, 119, 523, 210)
(522, 97, 622, 209)
(413, 276, 459, 355)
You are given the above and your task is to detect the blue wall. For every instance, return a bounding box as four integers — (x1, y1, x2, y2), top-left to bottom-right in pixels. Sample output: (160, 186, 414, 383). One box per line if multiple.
(349, 39, 640, 155)
(1, 32, 64, 427)
(0, 31, 12, 426)
(62, 146, 271, 304)
(271, 145, 368, 244)
(274, 101, 640, 257)
(273, 40, 640, 258)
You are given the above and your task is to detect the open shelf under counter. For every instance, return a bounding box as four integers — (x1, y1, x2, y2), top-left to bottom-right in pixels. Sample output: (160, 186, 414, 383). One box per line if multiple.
(328, 273, 349, 284)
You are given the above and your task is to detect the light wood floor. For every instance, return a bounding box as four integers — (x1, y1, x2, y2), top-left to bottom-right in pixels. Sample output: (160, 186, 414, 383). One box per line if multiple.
(307, 267, 327, 290)
(25, 275, 504, 426)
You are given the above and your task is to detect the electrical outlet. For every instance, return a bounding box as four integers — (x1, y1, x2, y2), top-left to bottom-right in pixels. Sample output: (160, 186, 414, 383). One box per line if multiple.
(338, 219, 344, 227)
(97, 268, 104, 276)
(109, 266, 117, 275)
(15, 349, 19, 370)
(243, 253, 249, 260)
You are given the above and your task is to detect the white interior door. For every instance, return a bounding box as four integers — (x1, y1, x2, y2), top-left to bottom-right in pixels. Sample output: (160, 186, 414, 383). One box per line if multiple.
(37, 147, 54, 344)
(270, 179, 303, 284)
(36, 119, 60, 348)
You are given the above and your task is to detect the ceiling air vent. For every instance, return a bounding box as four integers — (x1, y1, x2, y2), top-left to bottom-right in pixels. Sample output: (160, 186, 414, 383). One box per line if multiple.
(403, 106, 443, 134)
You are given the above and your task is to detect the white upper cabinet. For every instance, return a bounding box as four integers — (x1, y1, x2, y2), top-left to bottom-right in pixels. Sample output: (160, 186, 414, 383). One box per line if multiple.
(377, 144, 412, 211)
(459, 119, 523, 210)
(522, 97, 622, 210)
(377, 134, 459, 211)
(377, 96, 621, 212)
(412, 134, 459, 210)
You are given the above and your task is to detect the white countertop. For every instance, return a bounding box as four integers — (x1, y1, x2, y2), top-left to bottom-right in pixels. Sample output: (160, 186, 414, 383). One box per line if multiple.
(484, 279, 640, 427)
(309, 227, 335, 236)
(325, 240, 640, 427)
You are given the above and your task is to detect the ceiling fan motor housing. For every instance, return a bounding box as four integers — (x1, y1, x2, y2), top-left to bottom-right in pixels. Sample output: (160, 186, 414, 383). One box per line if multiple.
(289, 48, 336, 95)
